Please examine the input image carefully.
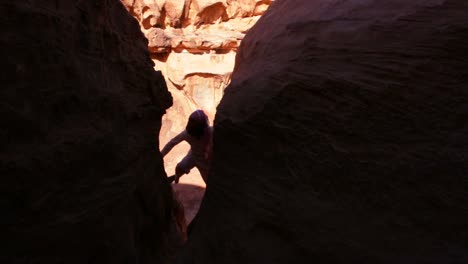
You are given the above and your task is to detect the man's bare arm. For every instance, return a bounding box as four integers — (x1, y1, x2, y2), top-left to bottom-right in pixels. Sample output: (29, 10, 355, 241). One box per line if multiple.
(160, 131, 186, 157)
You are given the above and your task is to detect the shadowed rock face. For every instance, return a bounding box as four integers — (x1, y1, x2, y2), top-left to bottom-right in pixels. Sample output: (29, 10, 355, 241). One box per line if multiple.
(181, 0, 468, 263)
(1, 1, 180, 263)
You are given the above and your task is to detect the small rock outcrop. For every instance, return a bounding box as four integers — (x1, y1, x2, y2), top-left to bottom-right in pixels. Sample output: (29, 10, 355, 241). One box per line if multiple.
(180, 0, 468, 263)
(2, 1, 180, 263)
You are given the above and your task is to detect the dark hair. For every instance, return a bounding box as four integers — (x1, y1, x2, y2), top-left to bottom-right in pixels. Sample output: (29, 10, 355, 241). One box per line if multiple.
(186, 110, 208, 139)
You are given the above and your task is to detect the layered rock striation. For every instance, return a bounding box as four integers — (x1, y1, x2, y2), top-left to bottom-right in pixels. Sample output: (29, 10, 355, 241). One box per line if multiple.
(181, 0, 468, 263)
(2, 1, 180, 263)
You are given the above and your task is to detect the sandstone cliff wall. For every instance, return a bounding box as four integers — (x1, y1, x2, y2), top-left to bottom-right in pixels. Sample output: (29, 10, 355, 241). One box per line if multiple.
(180, 0, 468, 263)
(2, 1, 179, 263)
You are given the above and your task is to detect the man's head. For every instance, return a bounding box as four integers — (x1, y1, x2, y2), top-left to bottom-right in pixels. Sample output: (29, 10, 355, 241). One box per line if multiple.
(186, 110, 209, 139)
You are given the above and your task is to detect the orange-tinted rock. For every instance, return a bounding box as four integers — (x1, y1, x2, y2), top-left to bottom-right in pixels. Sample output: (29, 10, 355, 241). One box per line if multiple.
(164, 0, 186, 27)
(2, 1, 181, 263)
(147, 28, 172, 52)
(122, 0, 270, 151)
(123, 0, 163, 29)
(180, 0, 468, 263)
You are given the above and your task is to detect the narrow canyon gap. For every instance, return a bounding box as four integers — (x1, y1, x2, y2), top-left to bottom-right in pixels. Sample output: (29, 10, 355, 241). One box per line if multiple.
(121, 0, 274, 224)
(179, 0, 468, 263)
(3, 0, 468, 263)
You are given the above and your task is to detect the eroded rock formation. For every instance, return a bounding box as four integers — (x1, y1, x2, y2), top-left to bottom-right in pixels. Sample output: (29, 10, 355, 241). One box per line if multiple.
(181, 0, 468, 263)
(2, 1, 180, 263)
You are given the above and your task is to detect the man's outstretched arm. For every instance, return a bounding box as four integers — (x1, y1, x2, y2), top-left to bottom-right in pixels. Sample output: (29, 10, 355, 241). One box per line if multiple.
(160, 131, 186, 157)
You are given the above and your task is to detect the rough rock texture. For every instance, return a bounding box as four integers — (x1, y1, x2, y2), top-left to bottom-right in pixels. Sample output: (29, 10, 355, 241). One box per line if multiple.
(181, 0, 468, 263)
(2, 1, 181, 263)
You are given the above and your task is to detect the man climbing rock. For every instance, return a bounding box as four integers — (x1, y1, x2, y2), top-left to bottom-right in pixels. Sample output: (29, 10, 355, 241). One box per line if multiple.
(161, 109, 213, 184)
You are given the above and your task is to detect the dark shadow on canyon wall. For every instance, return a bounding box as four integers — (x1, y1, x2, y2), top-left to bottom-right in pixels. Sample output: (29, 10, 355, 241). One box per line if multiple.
(171, 183, 206, 221)
(179, 0, 468, 263)
(2, 1, 181, 263)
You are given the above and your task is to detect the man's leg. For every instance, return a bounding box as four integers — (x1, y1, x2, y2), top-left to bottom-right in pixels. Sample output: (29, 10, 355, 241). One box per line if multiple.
(171, 152, 196, 184)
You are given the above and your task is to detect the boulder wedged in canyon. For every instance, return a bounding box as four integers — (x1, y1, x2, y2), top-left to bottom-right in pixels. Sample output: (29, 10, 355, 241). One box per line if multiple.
(2, 1, 180, 263)
(180, 0, 468, 263)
